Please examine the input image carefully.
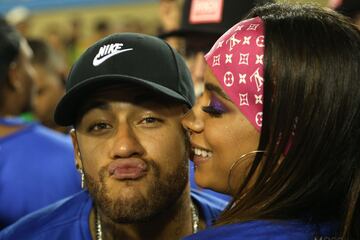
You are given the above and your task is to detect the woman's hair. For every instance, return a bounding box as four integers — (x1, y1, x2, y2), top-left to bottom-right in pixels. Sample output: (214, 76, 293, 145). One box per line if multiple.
(216, 3, 360, 239)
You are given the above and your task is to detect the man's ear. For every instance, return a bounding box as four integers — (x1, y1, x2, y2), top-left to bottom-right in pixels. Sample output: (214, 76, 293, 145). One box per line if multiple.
(7, 62, 20, 91)
(70, 128, 83, 169)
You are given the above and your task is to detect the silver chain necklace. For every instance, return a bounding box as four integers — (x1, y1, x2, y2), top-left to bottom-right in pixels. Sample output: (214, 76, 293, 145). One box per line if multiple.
(95, 200, 199, 240)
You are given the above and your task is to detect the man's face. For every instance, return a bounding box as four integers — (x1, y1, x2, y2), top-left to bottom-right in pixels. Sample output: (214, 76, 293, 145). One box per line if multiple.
(32, 65, 65, 127)
(72, 85, 189, 223)
(183, 34, 219, 97)
(13, 39, 35, 113)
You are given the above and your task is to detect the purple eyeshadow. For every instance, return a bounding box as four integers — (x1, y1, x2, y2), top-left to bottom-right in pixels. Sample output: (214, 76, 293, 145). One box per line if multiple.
(210, 95, 227, 112)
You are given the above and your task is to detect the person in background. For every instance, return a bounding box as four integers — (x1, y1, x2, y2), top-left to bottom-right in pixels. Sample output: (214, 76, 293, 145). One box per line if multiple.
(182, 3, 360, 239)
(0, 17, 81, 229)
(160, 0, 273, 97)
(158, 0, 183, 51)
(28, 38, 69, 134)
(5, 6, 31, 38)
(0, 32, 226, 239)
(333, 0, 360, 27)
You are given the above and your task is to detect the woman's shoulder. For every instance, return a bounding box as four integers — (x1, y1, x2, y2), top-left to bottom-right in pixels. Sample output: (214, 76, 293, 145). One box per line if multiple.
(183, 220, 339, 240)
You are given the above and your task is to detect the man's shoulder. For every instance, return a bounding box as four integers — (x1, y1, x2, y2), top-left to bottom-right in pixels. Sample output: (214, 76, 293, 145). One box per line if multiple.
(190, 189, 228, 226)
(183, 220, 339, 240)
(0, 191, 91, 240)
(26, 124, 73, 147)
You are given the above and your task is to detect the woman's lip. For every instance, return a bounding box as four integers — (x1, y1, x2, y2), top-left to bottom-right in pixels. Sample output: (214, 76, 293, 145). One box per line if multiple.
(108, 159, 148, 180)
(190, 142, 212, 167)
(193, 155, 210, 167)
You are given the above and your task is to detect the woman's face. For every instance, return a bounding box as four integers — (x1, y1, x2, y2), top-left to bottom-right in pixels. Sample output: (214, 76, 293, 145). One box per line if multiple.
(182, 66, 260, 195)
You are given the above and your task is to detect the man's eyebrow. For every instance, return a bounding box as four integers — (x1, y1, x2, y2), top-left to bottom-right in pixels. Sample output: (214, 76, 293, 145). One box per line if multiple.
(205, 83, 231, 101)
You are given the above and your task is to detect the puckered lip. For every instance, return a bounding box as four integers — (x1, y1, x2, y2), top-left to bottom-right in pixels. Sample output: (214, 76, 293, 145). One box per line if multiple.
(108, 158, 148, 180)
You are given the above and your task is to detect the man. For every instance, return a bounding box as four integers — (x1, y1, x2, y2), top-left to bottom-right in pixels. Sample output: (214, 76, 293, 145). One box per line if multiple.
(333, 0, 360, 27)
(28, 38, 69, 134)
(0, 33, 226, 239)
(0, 18, 80, 229)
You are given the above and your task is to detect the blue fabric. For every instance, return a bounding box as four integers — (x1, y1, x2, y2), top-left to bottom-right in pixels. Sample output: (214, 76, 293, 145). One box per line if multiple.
(182, 219, 338, 240)
(0, 189, 226, 239)
(0, 118, 81, 229)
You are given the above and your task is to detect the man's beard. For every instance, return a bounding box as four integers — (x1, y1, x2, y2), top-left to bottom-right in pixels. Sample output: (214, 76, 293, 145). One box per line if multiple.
(85, 158, 188, 223)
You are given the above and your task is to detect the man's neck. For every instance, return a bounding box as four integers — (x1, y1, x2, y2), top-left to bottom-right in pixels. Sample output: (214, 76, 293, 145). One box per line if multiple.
(0, 115, 25, 137)
(89, 187, 205, 240)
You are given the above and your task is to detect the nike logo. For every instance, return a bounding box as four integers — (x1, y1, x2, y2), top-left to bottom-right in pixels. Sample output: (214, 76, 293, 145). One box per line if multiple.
(93, 43, 133, 66)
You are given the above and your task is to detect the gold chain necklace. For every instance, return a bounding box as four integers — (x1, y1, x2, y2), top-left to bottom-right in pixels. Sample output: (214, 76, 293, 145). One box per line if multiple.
(95, 200, 199, 240)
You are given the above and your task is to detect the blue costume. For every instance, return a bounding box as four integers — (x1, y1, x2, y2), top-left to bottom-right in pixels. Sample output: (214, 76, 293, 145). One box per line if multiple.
(182, 219, 338, 240)
(0, 118, 81, 229)
(0, 189, 226, 239)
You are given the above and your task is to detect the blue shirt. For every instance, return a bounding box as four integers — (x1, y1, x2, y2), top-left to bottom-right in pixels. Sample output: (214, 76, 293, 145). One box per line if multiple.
(0, 118, 81, 229)
(182, 219, 338, 240)
(0, 189, 227, 239)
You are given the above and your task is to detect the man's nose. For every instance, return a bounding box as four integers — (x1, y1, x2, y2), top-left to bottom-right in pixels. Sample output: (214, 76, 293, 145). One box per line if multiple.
(110, 124, 145, 159)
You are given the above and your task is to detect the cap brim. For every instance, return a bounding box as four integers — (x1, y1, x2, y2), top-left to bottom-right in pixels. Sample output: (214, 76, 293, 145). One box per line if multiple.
(54, 75, 192, 126)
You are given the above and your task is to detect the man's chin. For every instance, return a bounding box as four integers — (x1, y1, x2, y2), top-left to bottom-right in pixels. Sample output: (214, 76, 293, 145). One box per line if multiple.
(86, 159, 188, 223)
(106, 186, 148, 205)
(99, 189, 159, 223)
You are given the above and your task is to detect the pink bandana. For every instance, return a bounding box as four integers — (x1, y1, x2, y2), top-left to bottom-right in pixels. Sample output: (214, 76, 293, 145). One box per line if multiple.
(205, 17, 265, 132)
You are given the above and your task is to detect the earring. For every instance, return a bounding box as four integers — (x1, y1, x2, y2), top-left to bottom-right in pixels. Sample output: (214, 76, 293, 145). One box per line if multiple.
(227, 150, 266, 194)
(79, 168, 85, 189)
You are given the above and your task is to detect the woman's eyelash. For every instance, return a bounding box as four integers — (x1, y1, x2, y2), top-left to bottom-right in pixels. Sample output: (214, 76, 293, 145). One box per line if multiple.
(202, 106, 225, 117)
(201, 95, 228, 117)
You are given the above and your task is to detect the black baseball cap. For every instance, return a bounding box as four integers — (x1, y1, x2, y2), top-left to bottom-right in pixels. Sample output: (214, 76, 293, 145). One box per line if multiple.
(54, 33, 195, 126)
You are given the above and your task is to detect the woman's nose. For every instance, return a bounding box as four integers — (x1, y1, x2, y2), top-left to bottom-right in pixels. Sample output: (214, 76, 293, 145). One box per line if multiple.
(181, 108, 204, 135)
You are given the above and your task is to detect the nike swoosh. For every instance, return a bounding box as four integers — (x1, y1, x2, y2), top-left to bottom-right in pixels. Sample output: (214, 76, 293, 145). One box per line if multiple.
(93, 48, 133, 66)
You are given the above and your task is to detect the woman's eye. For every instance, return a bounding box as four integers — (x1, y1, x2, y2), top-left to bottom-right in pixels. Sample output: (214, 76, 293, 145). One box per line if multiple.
(201, 95, 227, 117)
(201, 106, 225, 117)
(88, 122, 111, 132)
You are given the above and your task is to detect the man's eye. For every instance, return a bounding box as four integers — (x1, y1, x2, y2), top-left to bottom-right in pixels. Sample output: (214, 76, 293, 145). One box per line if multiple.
(140, 117, 163, 126)
(142, 117, 158, 123)
(88, 122, 111, 131)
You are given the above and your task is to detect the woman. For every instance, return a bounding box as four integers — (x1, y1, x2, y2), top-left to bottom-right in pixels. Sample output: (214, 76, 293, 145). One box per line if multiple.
(182, 3, 360, 239)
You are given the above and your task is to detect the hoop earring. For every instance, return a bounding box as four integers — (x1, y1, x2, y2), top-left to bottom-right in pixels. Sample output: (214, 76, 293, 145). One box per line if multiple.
(227, 150, 266, 194)
(79, 168, 85, 189)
